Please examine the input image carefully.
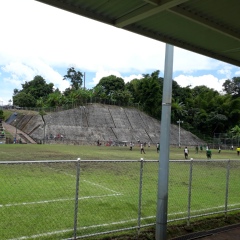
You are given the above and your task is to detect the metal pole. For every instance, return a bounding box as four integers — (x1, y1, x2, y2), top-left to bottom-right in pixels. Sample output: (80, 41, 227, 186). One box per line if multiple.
(187, 159, 193, 226)
(43, 123, 46, 144)
(177, 119, 183, 148)
(178, 120, 180, 147)
(138, 158, 144, 235)
(14, 114, 18, 143)
(224, 160, 230, 217)
(156, 44, 174, 240)
(73, 158, 81, 239)
(84, 72, 85, 90)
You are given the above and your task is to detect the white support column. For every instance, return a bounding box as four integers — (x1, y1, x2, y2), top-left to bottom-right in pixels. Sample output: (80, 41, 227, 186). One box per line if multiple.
(156, 44, 174, 240)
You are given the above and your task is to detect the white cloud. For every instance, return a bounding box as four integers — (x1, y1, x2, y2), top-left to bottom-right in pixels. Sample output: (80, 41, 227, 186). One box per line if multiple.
(90, 70, 143, 87)
(122, 74, 143, 83)
(173, 48, 214, 72)
(0, 0, 239, 106)
(1, 60, 70, 92)
(217, 67, 232, 79)
(234, 70, 240, 76)
(174, 74, 225, 92)
(91, 70, 123, 86)
(2, 62, 35, 81)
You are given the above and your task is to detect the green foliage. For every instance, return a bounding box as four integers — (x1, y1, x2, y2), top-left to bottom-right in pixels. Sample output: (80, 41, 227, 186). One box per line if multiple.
(63, 67, 83, 90)
(95, 75, 125, 95)
(10, 69, 240, 140)
(13, 76, 54, 107)
(39, 109, 47, 116)
(46, 91, 64, 107)
(222, 77, 240, 96)
(125, 70, 163, 118)
(0, 110, 4, 119)
(13, 92, 37, 107)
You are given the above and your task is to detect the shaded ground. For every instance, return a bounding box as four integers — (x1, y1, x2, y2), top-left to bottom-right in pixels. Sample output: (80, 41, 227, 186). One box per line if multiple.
(99, 213, 240, 240)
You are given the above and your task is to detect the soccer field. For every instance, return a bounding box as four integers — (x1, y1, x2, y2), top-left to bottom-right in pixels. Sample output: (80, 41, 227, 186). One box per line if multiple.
(1, 145, 240, 239)
(1, 159, 240, 240)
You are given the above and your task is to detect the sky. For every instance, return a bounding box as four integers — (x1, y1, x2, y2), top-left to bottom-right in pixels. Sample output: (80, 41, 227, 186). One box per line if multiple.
(0, 0, 240, 106)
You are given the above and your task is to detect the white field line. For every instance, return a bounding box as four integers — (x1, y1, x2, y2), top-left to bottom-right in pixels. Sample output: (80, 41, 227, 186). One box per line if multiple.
(7, 216, 150, 240)
(168, 202, 240, 216)
(7, 202, 240, 240)
(0, 193, 122, 208)
(48, 167, 121, 194)
(141, 203, 240, 220)
(1, 169, 122, 208)
(83, 179, 120, 194)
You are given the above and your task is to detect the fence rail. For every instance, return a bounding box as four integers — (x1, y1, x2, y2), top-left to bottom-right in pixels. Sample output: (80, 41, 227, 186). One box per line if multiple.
(1, 159, 240, 239)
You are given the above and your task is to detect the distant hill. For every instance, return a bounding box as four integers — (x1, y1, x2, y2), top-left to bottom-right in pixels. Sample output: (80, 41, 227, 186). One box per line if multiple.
(7, 104, 204, 146)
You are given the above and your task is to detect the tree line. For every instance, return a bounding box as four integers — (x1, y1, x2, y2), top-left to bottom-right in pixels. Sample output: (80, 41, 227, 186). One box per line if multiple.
(12, 68, 240, 140)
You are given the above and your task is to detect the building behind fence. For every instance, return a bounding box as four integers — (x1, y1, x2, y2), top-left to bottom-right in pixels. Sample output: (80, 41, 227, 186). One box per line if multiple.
(1, 159, 240, 239)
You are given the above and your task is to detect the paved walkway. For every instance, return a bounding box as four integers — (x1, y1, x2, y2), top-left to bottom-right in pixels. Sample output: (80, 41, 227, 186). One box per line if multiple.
(2, 122, 36, 144)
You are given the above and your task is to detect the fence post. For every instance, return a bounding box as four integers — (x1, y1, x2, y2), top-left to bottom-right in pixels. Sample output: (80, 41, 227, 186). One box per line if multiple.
(137, 158, 144, 235)
(225, 160, 230, 217)
(187, 159, 193, 226)
(73, 158, 81, 239)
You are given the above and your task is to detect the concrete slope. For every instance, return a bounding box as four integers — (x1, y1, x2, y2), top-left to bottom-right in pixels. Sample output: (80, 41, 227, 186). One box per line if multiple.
(7, 104, 205, 146)
(2, 121, 36, 144)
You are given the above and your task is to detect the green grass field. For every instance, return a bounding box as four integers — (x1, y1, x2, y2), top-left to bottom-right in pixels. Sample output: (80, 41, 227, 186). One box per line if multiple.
(0, 144, 240, 239)
(0, 144, 239, 161)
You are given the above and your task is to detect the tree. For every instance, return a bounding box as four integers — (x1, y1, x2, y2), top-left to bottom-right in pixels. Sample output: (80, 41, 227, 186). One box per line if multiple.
(13, 75, 54, 107)
(95, 75, 125, 96)
(21, 76, 54, 100)
(125, 78, 141, 103)
(206, 112, 228, 133)
(46, 92, 64, 107)
(111, 90, 133, 105)
(228, 98, 240, 126)
(222, 77, 240, 96)
(134, 73, 162, 118)
(63, 67, 83, 90)
(171, 99, 187, 122)
(230, 125, 240, 146)
(0, 109, 4, 120)
(13, 92, 36, 107)
(36, 97, 45, 108)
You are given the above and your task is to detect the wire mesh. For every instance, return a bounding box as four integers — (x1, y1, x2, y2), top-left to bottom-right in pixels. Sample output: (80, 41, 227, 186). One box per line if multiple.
(0, 159, 240, 239)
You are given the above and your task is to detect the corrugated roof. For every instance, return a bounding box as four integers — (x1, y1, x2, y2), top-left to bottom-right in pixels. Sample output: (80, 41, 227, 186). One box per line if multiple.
(36, 0, 240, 66)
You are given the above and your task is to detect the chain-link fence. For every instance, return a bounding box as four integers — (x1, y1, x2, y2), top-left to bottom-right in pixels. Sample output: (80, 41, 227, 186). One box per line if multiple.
(1, 159, 240, 239)
(6, 101, 141, 114)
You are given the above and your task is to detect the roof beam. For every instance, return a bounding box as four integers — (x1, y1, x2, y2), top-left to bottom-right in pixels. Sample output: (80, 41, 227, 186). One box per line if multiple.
(125, 23, 240, 66)
(169, 6, 240, 41)
(115, 0, 189, 28)
(143, 0, 159, 6)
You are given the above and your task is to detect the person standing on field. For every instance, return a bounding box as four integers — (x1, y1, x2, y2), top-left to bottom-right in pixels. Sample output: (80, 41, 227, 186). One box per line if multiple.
(218, 146, 221, 153)
(195, 145, 199, 154)
(156, 143, 160, 153)
(206, 148, 212, 159)
(184, 147, 189, 159)
(129, 142, 133, 151)
(140, 143, 146, 154)
(237, 147, 240, 156)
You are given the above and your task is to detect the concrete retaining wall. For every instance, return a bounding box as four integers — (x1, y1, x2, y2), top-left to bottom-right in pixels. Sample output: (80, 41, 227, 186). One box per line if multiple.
(8, 104, 205, 146)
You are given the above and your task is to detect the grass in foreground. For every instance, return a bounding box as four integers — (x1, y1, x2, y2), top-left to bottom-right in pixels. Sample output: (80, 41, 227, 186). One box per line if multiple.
(0, 144, 240, 239)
